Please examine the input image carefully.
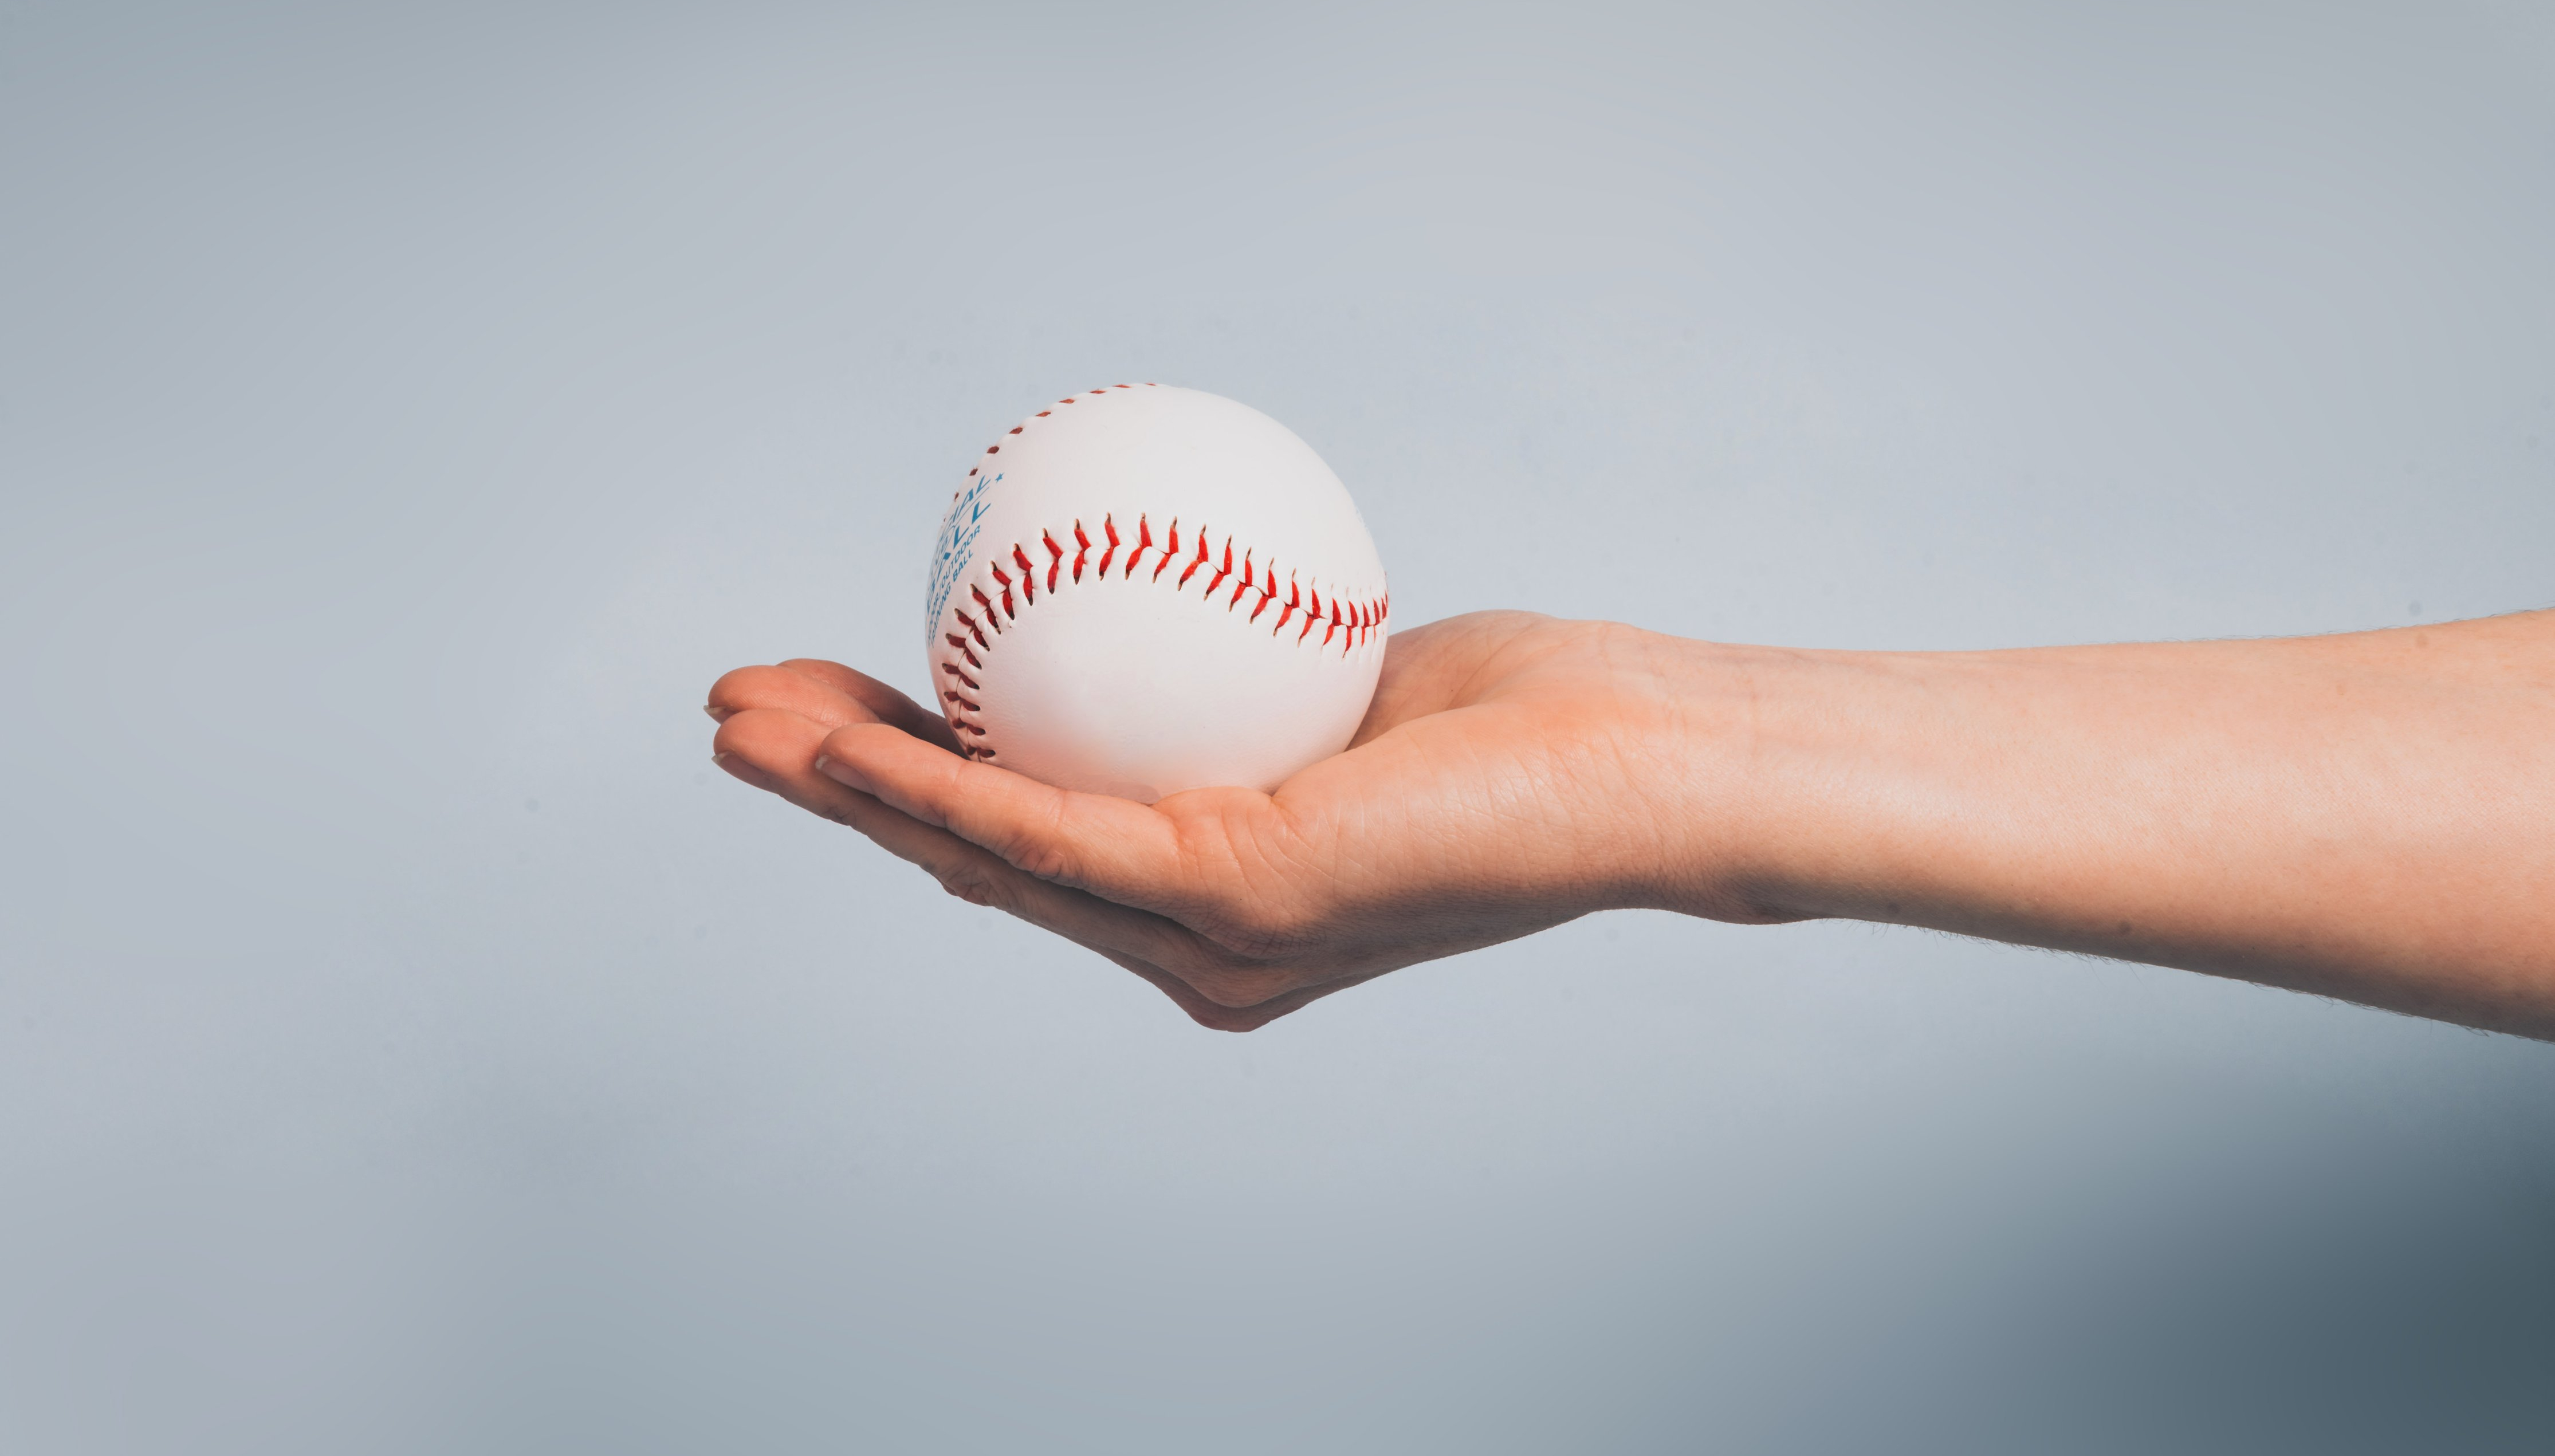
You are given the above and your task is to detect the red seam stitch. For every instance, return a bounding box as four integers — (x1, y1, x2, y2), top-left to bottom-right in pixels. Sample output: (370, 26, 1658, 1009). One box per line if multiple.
(968, 384, 1162, 477)
(1126, 514, 1150, 579)
(1203, 536, 1232, 598)
(937, 515, 1388, 764)
(1180, 528, 1210, 588)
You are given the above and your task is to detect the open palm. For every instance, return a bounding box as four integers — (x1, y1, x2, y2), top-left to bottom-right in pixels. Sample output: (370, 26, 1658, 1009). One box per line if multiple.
(709, 611, 1778, 1029)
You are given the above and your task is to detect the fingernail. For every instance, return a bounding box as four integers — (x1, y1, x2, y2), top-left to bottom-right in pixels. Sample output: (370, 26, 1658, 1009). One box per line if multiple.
(711, 750, 734, 768)
(703, 705, 731, 722)
(813, 754, 867, 791)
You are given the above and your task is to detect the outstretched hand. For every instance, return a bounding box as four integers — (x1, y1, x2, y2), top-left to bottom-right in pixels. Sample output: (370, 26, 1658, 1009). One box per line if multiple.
(707, 612, 1784, 1030)
(713, 607, 2555, 1040)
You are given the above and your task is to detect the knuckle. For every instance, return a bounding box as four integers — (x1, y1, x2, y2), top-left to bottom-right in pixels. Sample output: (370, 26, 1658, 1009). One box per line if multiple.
(1011, 841, 1079, 884)
(1153, 938, 1231, 982)
(934, 863, 1006, 909)
(990, 819, 1081, 884)
(1205, 900, 1314, 960)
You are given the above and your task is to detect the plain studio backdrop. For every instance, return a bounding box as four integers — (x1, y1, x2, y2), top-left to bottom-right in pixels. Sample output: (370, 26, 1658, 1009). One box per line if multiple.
(5, 3, 2553, 1452)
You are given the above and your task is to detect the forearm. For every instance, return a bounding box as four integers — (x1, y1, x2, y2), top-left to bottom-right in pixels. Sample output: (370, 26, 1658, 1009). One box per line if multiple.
(1680, 612, 2555, 1039)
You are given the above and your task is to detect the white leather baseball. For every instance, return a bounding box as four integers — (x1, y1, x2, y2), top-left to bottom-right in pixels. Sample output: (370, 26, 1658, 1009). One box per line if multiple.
(922, 384, 1389, 802)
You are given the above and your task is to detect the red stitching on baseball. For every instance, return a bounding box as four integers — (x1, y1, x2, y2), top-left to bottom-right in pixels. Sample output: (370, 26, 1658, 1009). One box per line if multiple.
(933, 515, 1387, 758)
(942, 389, 1381, 755)
(969, 381, 1173, 466)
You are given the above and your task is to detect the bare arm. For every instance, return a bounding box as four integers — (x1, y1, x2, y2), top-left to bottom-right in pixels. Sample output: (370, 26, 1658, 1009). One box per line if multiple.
(707, 608, 2555, 1039)
(1705, 611, 2555, 1036)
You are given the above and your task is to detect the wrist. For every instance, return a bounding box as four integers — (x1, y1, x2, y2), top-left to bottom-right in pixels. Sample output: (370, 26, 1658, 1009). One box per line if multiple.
(1611, 629, 1893, 923)
(1620, 615, 2555, 1040)
(1635, 632, 2030, 929)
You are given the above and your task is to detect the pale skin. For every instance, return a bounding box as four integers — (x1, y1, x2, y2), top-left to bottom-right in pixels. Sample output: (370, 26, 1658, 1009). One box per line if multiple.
(706, 608, 2555, 1041)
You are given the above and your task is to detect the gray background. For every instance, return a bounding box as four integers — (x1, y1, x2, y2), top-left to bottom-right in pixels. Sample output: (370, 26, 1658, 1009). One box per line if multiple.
(6, 2, 2553, 1451)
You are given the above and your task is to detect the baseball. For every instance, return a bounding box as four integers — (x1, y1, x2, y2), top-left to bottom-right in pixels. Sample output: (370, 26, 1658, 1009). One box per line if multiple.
(922, 384, 1389, 802)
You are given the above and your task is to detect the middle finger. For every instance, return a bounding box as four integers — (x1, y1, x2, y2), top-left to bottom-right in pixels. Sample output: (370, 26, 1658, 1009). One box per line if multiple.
(716, 706, 1223, 975)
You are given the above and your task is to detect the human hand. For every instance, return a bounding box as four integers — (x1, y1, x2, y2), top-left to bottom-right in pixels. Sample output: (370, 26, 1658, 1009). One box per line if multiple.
(712, 606, 2555, 1039)
(707, 612, 1790, 1030)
